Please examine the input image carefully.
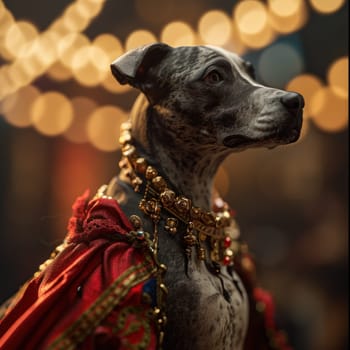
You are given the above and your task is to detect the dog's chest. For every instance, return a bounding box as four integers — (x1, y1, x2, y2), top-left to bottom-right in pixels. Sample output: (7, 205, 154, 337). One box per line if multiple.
(163, 257, 249, 350)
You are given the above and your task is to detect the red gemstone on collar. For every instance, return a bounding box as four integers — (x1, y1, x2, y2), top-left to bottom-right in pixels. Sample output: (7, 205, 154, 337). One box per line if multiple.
(224, 236, 232, 248)
(223, 256, 232, 265)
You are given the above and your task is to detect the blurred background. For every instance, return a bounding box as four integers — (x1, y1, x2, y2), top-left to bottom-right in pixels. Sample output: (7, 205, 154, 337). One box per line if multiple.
(0, 0, 348, 349)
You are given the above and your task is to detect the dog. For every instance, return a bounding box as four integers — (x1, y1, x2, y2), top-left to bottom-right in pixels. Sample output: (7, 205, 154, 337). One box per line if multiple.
(0, 43, 303, 350)
(106, 43, 304, 349)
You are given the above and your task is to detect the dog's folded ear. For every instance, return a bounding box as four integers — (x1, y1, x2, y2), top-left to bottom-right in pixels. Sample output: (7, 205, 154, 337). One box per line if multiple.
(110, 43, 172, 89)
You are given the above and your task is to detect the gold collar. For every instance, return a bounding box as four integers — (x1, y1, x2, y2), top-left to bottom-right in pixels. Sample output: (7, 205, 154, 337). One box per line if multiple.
(118, 121, 241, 266)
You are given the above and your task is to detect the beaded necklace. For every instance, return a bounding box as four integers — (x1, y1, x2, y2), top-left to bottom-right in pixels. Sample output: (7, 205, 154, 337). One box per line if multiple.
(118, 121, 241, 267)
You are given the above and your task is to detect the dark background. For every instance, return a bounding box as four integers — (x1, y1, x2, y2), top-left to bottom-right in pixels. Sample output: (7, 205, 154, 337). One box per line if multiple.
(0, 1, 348, 349)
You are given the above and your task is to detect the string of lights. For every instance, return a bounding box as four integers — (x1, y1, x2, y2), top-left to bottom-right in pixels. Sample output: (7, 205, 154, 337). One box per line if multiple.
(0, 0, 348, 152)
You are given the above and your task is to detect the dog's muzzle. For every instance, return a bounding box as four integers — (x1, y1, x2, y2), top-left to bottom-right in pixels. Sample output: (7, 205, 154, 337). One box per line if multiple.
(279, 91, 304, 141)
(223, 91, 304, 149)
(280, 92, 304, 115)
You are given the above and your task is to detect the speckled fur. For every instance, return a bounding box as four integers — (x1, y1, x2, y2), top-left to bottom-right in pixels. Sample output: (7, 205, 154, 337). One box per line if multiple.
(108, 44, 303, 349)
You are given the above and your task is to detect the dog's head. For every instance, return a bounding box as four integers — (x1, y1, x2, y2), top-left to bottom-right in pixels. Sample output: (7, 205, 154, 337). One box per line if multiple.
(111, 43, 303, 151)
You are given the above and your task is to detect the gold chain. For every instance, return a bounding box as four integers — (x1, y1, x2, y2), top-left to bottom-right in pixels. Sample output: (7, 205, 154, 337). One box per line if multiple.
(118, 121, 241, 266)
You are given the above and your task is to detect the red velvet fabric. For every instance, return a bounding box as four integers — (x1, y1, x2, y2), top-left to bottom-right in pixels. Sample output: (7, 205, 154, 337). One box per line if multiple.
(0, 191, 157, 350)
(0, 191, 293, 350)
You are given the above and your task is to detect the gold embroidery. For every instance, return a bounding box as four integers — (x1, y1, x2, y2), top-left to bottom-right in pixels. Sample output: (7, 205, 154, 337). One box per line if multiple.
(47, 259, 157, 350)
(112, 305, 153, 349)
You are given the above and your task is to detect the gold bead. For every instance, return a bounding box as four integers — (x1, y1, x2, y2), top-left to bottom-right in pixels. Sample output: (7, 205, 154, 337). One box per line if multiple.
(219, 210, 231, 227)
(145, 166, 158, 180)
(135, 158, 147, 174)
(122, 144, 136, 157)
(191, 206, 202, 219)
(184, 233, 196, 246)
(152, 176, 167, 192)
(129, 215, 142, 229)
(139, 199, 147, 211)
(199, 233, 207, 241)
(187, 221, 194, 230)
(174, 196, 191, 214)
(145, 199, 157, 213)
(198, 247, 206, 260)
(118, 157, 128, 169)
(215, 216, 224, 228)
(120, 121, 132, 131)
(131, 177, 142, 191)
(159, 264, 167, 272)
(225, 248, 233, 257)
(160, 189, 176, 207)
(154, 203, 161, 215)
(119, 131, 131, 145)
(201, 212, 216, 226)
(165, 217, 178, 234)
(159, 283, 168, 294)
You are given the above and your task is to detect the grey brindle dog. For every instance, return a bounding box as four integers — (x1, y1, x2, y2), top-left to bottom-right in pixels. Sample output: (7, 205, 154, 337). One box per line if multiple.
(107, 43, 304, 350)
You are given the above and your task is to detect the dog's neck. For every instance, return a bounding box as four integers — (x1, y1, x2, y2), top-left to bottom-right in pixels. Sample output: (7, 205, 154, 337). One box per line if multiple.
(145, 142, 222, 211)
(128, 95, 228, 211)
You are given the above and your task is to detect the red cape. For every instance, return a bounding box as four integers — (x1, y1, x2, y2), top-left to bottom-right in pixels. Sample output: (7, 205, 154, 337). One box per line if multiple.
(0, 191, 293, 350)
(0, 191, 158, 350)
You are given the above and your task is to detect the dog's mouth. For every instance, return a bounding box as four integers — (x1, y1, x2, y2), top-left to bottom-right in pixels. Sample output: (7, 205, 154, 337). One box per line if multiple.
(223, 135, 254, 148)
(223, 126, 302, 149)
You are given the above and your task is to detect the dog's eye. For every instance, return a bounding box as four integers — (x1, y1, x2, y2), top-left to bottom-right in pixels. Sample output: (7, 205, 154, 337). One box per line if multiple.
(203, 70, 223, 84)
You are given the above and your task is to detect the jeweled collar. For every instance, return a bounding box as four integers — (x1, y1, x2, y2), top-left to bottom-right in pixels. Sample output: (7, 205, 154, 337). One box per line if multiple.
(118, 121, 241, 266)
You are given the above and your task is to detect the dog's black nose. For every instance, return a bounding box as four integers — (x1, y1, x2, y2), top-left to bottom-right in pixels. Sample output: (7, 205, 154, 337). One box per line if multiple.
(280, 92, 304, 111)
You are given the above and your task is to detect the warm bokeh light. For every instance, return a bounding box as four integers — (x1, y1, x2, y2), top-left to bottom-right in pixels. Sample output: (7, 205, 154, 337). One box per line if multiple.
(50, 0, 105, 36)
(94, 34, 129, 92)
(93, 33, 124, 61)
(58, 32, 90, 68)
(64, 96, 96, 143)
(75, 0, 106, 18)
(161, 21, 196, 46)
(47, 61, 72, 81)
(19, 34, 58, 75)
(268, 0, 302, 17)
(234, 1, 268, 35)
(223, 22, 247, 55)
(87, 105, 128, 151)
(31, 91, 74, 136)
(0, 61, 34, 98)
(310, 87, 348, 132)
(233, 0, 276, 49)
(0, 66, 17, 99)
(125, 30, 157, 51)
(0, 0, 347, 142)
(268, 0, 308, 34)
(309, 0, 345, 14)
(1, 85, 40, 128)
(0, 11, 15, 60)
(258, 43, 304, 88)
(198, 10, 232, 46)
(71, 45, 109, 86)
(3, 21, 39, 60)
(236, 20, 275, 49)
(286, 74, 324, 119)
(62, 3, 92, 32)
(102, 73, 132, 94)
(327, 56, 348, 99)
(0, 5, 14, 31)
(61, 3, 89, 32)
